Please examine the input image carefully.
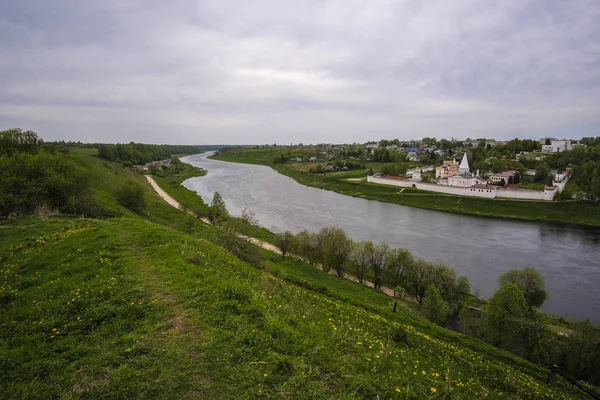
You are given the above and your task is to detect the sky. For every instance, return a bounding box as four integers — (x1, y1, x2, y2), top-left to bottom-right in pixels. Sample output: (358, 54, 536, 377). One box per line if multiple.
(1, 0, 599, 145)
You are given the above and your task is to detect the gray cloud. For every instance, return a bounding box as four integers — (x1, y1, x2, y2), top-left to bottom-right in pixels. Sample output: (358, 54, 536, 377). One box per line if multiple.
(1, 0, 599, 144)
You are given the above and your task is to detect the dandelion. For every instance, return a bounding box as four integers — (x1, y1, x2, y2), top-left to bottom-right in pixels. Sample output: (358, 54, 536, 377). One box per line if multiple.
(422, 370, 426, 375)
(395, 388, 401, 393)
(263, 373, 268, 377)
(431, 388, 437, 393)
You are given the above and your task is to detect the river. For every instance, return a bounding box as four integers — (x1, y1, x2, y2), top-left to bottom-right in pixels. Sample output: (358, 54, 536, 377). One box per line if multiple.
(181, 153, 600, 322)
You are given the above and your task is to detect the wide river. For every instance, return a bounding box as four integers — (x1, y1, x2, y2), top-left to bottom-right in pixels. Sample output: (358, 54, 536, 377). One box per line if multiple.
(181, 153, 600, 322)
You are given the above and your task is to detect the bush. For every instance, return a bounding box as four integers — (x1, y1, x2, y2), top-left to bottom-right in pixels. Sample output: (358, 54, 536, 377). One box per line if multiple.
(0, 149, 99, 217)
(391, 327, 410, 346)
(115, 181, 146, 213)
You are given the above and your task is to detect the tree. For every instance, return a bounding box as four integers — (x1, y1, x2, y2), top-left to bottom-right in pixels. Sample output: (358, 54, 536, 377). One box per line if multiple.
(240, 206, 258, 226)
(422, 284, 447, 326)
(481, 283, 528, 348)
(351, 241, 374, 284)
(318, 227, 352, 277)
(431, 263, 457, 302)
(534, 163, 551, 182)
(385, 248, 414, 296)
(369, 242, 389, 289)
(560, 319, 600, 385)
(293, 230, 321, 265)
(499, 267, 547, 308)
(275, 231, 294, 257)
(115, 181, 146, 213)
(405, 260, 436, 304)
(208, 192, 229, 226)
(455, 276, 471, 303)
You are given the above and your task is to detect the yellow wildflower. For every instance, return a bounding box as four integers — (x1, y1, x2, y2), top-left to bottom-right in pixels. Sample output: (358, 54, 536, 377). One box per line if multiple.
(431, 388, 437, 393)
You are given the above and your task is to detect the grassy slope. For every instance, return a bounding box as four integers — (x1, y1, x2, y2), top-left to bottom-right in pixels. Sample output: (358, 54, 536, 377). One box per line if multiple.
(0, 150, 589, 399)
(210, 149, 600, 227)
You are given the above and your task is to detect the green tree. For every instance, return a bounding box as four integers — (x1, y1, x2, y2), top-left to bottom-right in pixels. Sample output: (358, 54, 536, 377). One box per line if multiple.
(351, 241, 373, 284)
(422, 284, 447, 326)
(431, 263, 457, 302)
(385, 248, 414, 296)
(499, 267, 547, 308)
(405, 260, 436, 304)
(455, 276, 471, 303)
(481, 283, 528, 348)
(534, 163, 551, 182)
(293, 230, 321, 265)
(560, 319, 600, 385)
(369, 242, 389, 289)
(208, 192, 229, 226)
(115, 181, 146, 214)
(318, 227, 352, 277)
(275, 231, 294, 257)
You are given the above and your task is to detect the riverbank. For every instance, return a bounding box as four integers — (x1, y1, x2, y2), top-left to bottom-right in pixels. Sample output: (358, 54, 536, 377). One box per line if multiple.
(209, 149, 600, 228)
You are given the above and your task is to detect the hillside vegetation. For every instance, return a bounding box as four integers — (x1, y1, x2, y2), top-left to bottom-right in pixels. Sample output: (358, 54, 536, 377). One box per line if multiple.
(1, 132, 596, 399)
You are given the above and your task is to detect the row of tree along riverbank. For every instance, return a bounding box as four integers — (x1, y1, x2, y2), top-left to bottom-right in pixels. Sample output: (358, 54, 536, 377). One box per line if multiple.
(198, 187, 600, 387)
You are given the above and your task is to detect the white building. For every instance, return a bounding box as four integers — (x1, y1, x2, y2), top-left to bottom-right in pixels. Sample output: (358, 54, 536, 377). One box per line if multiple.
(542, 140, 573, 153)
(489, 170, 518, 185)
(458, 153, 470, 174)
(446, 174, 486, 187)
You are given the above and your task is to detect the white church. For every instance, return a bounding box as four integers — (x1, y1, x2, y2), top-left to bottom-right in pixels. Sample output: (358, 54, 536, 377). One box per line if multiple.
(443, 153, 486, 188)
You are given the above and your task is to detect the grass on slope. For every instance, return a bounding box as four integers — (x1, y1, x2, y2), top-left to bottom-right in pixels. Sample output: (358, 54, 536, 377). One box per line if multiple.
(0, 216, 586, 399)
(0, 149, 589, 399)
(210, 149, 600, 227)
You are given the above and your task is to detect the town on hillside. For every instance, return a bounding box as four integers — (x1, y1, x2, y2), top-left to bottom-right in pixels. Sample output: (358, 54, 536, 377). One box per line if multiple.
(239, 136, 596, 201)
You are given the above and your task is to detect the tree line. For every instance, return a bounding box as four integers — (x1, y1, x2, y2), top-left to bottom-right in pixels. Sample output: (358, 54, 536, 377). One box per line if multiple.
(267, 227, 599, 385)
(0, 129, 99, 218)
(95, 143, 231, 166)
(275, 228, 472, 310)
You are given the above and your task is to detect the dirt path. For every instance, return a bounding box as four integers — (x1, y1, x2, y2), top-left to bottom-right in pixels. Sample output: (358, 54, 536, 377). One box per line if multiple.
(145, 175, 279, 253)
(146, 175, 182, 209)
(146, 174, 398, 299)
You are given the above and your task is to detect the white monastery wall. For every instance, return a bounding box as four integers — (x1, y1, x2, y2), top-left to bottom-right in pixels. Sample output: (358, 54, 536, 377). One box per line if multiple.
(367, 175, 556, 201)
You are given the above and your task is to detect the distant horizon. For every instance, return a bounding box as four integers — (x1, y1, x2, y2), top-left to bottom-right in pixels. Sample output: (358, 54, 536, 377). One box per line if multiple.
(32, 133, 591, 147)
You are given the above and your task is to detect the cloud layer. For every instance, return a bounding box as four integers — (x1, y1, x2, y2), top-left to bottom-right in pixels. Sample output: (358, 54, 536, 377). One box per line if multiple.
(1, 0, 599, 144)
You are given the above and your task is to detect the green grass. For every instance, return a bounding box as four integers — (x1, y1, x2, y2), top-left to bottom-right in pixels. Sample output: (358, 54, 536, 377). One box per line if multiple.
(210, 149, 600, 227)
(0, 149, 592, 398)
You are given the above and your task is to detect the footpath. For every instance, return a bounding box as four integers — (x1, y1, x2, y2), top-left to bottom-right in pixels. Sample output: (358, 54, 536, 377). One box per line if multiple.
(145, 175, 396, 298)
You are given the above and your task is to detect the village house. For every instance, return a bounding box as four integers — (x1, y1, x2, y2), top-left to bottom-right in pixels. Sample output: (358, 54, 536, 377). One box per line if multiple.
(407, 151, 419, 161)
(488, 170, 518, 185)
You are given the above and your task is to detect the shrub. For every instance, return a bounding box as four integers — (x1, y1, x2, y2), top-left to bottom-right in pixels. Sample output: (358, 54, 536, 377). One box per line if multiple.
(0, 149, 99, 217)
(115, 181, 146, 213)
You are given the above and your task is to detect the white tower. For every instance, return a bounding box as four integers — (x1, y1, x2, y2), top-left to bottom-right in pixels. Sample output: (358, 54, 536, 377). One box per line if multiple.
(458, 153, 470, 174)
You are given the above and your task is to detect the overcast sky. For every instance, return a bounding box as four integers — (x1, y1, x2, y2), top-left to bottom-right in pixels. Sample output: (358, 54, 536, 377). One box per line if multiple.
(1, 0, 599, 144)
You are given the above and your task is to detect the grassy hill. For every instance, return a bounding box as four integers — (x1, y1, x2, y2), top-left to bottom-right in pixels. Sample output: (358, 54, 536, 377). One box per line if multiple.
(0, 149, 590, 399)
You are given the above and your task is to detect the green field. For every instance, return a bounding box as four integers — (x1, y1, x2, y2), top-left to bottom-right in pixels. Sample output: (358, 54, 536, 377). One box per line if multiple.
(210, 149, 600, 227)
(0, 148, 593, 399)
